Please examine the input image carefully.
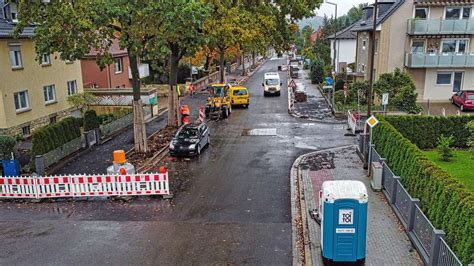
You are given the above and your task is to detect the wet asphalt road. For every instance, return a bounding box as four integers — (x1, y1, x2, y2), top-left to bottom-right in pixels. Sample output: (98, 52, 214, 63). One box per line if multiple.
(0, 56, 355, 265)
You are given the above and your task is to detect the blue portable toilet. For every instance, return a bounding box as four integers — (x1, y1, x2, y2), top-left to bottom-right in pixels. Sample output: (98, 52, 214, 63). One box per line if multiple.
(320, 180, 368, 264)
(2, 160, 20, 177)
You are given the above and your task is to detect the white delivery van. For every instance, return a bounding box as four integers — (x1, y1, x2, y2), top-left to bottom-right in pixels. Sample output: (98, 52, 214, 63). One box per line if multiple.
(262, 72, 282, 96)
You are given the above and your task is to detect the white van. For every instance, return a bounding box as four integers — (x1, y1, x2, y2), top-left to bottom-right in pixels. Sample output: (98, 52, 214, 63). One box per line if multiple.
(262, 72, 282, 96)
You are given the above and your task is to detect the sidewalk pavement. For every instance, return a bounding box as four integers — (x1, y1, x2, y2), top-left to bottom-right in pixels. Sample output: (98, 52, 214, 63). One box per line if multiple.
(419, 101, 472, 116)
(290, 69, 336, 122)
(293, 146, 420, 265)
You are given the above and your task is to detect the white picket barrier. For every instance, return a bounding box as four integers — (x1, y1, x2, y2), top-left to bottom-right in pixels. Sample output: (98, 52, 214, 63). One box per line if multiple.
(0, 173, 170, 199)
(0, 176, 38, 198)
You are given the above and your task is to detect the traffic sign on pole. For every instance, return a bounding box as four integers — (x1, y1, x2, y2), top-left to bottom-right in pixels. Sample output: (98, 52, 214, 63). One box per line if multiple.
(288, 79, 297, 89)
(366, 115, 379, 128)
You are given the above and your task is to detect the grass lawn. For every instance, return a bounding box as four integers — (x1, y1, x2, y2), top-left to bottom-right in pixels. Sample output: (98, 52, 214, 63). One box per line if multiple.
(424, 150, 474, 192)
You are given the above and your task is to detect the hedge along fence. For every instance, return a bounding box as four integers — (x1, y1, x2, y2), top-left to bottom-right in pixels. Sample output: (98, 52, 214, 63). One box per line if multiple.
(384, 115, 473, 149)
(32, 117, 82, 156)
(373, 117, 474, 264)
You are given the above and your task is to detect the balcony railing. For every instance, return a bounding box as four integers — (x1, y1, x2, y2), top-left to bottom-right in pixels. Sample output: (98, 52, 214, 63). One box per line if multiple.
(407, 18, 474, 35)
(405, 53, 474, 68)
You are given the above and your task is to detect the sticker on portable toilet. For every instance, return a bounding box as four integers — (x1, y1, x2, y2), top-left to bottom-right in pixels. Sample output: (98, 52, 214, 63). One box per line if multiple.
(339, 209, 354, 225)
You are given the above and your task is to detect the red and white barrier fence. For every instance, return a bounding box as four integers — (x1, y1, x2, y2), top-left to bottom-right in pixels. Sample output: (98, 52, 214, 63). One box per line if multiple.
(0, 173, 169, 199)
(347, 110, 359, 135)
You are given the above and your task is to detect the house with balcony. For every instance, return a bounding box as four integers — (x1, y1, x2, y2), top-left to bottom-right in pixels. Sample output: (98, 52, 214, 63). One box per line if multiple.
(352, 0, 474, 102)
(405, 0, 474, 101)
(0, 0, 83, 137)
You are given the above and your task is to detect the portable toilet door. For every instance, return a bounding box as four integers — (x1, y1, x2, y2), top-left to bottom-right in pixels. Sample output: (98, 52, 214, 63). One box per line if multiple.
(333, 199, 359, 262)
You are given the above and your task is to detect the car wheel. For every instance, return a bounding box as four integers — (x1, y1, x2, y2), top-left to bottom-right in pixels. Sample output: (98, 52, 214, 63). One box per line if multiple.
(222, 107, 229, 118)
(461, 105, 464, 111)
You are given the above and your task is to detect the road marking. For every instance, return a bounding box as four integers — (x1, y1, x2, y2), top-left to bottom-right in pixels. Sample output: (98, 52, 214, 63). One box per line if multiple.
(242, 128, 277, 136)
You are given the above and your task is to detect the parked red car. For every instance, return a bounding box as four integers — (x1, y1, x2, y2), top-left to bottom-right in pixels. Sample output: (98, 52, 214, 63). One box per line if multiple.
(451, 90, 474, 111)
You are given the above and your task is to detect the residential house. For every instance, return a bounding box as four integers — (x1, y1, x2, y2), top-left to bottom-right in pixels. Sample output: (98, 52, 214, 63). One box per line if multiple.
(327, 24, 357, 72)
(352, 0, 474, 102)
(81, 39, 149, 89)
(0, 0, 83, 137)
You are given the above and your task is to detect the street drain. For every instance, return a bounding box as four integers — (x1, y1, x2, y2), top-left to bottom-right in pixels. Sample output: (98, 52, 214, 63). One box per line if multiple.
(242, 128, 277, 136)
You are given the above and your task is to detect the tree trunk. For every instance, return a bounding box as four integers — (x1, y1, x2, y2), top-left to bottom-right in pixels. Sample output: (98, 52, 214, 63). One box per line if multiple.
(168, 46, 180, 127)
(219, 48, 225, 83)
(241, 54, 246, 76)
(252, 51, 256, 68)
(129, 52, 148, 153)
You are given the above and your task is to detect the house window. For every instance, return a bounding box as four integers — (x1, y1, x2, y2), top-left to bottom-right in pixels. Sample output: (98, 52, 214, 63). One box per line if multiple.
(50, 115, 57, 124)
(362, 40, 367, 50)
(14, 90, 30, 112)
(412, 40, 425, 53)
(436, 72, 452, 85)
(445, 7, 471, 19)
(114, 58, 123, 73)
(41, 54, 51, 66)
(10, 4, 18, 22)
(9, 45, 23, 69)
(375, 39, 379, 53)
(22, 125, 30, 136)
(415, 8, 428, 19)
(441, 39, 468, 54)
(67, 80, 78, 96)
(43, 85, 56, 104)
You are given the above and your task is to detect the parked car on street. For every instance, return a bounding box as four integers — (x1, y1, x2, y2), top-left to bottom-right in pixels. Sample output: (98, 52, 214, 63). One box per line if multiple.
(451, 90, 474, 111)
(169, 122, 210, 156)
(229, 86, 249, 108)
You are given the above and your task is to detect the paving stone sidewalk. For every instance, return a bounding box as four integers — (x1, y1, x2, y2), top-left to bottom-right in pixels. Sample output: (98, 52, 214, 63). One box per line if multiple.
(290, 69, 336, 122)
(297, 146, 421, 265)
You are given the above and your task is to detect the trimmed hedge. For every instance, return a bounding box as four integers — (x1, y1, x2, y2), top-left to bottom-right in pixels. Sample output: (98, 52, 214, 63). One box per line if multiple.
(83, 110, 100, 131)
(385, 115, 474, 149)
(32, 117, 81, 155)
(373, 117, 474, 264)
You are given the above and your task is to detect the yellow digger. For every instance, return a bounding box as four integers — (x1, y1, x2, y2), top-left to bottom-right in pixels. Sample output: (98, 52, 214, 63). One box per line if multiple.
(205, 83, 232, 120)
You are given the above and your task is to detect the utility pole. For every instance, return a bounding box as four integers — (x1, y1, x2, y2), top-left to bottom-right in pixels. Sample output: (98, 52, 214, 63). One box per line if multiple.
(364, 0, 378, 169)
(326, 1, 338, 107)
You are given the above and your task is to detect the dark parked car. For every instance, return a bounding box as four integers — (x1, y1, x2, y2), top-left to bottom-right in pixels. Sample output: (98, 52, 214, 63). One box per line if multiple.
(451, 90, 474, 111)
(169, 122, 210, 156)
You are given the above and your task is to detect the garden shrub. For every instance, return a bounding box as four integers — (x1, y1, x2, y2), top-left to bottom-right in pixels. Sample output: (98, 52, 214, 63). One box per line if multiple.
(0, 135, 16, 156)
(437, 134, 454, 161)
(32, 117, 81, 155)
(384, 115, 474, 149)
(83, 110, 100, 131)
(373, 117, 474, 264)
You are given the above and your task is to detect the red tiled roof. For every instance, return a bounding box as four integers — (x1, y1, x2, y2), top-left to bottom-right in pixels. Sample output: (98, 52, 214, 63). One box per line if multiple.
(84, 38, 128, 58)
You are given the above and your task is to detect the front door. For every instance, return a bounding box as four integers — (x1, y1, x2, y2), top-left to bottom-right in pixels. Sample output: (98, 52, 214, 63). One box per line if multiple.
(333, 200, 358, 262)
(453, 72, 464, 93)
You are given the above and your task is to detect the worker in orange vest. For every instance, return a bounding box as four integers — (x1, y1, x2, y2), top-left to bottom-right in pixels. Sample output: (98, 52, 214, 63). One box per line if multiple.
(180, 105, 190, 124)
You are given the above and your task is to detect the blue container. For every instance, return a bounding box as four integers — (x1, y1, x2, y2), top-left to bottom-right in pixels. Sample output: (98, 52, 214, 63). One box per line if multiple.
(320, 180, 368, 263)
(2, 160, 20, 177)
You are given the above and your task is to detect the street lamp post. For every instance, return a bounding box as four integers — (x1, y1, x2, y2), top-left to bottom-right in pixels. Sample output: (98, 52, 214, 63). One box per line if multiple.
(326, 1, 337, 107)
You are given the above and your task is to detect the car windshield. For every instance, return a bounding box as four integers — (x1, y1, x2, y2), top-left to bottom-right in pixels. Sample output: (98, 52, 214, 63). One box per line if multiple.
(176, 128, 199, 139)
(233, 89, 248, 96)
(266, 79, 279, 86)
(467, 94, 474, 100)
(210, 86, 225, 96)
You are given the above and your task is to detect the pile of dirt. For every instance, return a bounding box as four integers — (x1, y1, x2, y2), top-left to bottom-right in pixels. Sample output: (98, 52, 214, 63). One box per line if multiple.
(127, 126, 178, 170)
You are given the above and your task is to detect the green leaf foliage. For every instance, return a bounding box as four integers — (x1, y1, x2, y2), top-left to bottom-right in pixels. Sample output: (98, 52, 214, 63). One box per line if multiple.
(437, 134, 454, 162)
(0, 135, 17, 157)
(310, 58, 324, 84)
(83, 110, 100, 132)
(373, 117, 474, 264)
(385, 115, 474, 149)
(32, 117, 81, 156)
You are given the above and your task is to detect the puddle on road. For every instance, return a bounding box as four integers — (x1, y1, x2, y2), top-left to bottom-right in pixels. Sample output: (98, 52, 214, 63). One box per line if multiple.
(241, 128, 277, 136)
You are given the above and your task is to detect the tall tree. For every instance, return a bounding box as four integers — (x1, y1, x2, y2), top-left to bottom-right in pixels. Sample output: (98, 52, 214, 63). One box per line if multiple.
(15, 0, 161, 152)
(147, 0, 210, 126)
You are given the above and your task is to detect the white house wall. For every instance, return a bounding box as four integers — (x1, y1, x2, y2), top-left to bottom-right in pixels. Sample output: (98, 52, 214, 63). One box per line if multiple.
(331, 39, 357, 72)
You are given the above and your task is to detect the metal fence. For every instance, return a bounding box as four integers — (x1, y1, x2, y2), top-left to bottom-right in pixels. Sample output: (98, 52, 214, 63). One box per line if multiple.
(438, 238, 462, 266)
(369, 145, 462, 266)
(42, 137, 83, 168)
(100, 113, 133, 137)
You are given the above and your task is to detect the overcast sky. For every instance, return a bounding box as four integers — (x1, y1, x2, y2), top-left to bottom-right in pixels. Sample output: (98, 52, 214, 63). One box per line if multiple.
(316, 0, 370, 17)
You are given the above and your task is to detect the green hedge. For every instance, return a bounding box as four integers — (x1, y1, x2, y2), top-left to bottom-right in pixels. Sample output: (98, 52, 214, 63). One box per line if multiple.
(373, 117, 474, 264)
(32, 117, 81, 155)
(385, 115, 474, 149)
(83, 110, 100, 131)
(0, 135, 16, 156)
